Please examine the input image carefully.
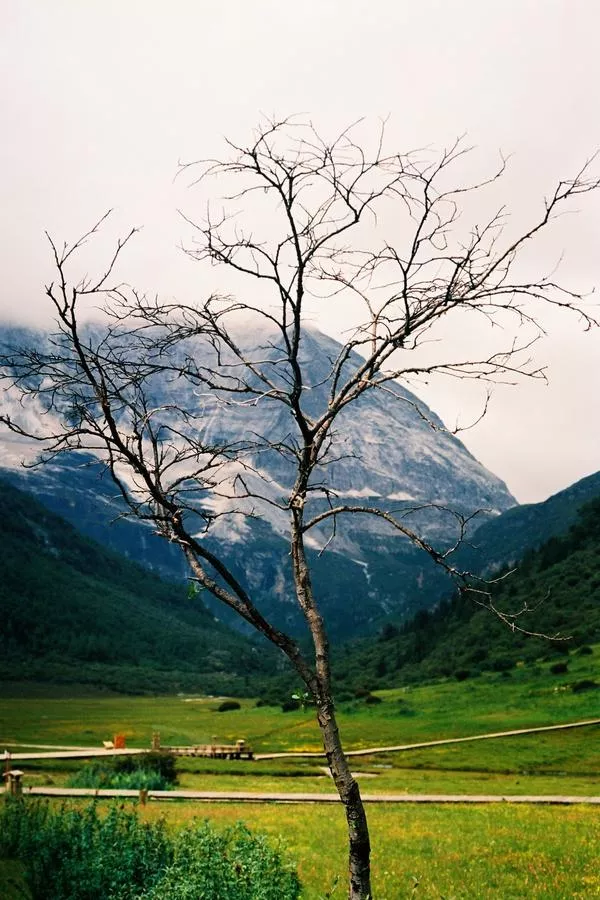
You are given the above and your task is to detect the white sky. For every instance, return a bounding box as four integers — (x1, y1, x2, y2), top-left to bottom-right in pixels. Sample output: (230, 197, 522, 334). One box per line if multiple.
(1, 0, 599, 503)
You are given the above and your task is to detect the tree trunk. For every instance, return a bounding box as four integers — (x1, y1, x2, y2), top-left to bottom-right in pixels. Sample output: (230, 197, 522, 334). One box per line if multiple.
(316, 697, 372, 899)
(289, 511, 372, 897)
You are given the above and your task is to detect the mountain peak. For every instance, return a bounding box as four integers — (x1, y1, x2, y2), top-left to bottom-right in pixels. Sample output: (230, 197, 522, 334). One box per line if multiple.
(0, 320, 516, 640)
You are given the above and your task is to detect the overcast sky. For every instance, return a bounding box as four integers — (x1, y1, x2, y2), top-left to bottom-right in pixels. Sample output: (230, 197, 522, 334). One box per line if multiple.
(1, 0, 599, 503)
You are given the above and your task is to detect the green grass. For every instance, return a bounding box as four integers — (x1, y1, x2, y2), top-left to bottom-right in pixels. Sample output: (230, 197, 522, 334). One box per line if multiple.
(2, 649, 599, 752)
(2, 654, 600, 898)
(2, 654, 599, 802)
(15, 798, 595, 899)
(11, 748, 600, 799)
(4, 797, 599, 898)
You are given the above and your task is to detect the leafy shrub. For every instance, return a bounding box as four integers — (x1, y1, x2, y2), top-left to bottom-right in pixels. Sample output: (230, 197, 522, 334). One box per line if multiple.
(571, 679, 599, 693)
(576, 645, 594, 656)
(138, 822, 301, 900)
(549, 661, 569, 675)
(378, 623, 399, 641)
(217, 700, 241, 712)
(353, 687, 372, 699)
(69, 764, 169, 791)
(394, 699, 417, 717)
(364, 693, 382, 705)
(68, 753, 177, 791)
(491, 657, 514, 672)
(334, 688, 355, 702)
(543, 643, 570, 659)
(0, 799, 170, 899)
(117, 752, 177, 784)
(454, 669, 470, 681)
(466, 647, 488, 665)
(0, 800, 300, 900)
(281, 699, 300, 712)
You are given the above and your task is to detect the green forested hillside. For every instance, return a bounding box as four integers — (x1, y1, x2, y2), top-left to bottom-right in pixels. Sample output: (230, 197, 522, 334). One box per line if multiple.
(457, 470, 600, 574)
(0, 479, 275, 694)
(332, 496, 600, 692)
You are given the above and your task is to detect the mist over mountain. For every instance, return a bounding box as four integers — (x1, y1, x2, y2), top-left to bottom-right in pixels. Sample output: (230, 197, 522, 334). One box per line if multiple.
(0, 322, 516, 639)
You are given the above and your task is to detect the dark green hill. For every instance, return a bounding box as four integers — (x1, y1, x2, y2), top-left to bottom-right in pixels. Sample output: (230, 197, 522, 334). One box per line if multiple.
(459, 470, 600, 574)
(333, 494, 600, 693)
(0, 478, 275, 694)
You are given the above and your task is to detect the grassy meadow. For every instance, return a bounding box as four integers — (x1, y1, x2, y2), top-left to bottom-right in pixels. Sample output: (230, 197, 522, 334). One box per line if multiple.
(2, 798, 598, 899)
(3, 647, 600, 752)
(137, 801, 600, 899)
(2, 648, 600, 897)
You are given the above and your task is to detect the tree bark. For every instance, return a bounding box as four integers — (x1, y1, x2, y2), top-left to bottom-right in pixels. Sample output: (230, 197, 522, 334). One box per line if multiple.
(316, 696, 372, 899)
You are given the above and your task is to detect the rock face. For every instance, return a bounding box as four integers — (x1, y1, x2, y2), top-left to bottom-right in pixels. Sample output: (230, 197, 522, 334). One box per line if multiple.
(0, 322, 516, 640)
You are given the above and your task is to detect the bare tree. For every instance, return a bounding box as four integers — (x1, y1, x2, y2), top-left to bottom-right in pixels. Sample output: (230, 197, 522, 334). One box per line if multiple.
(1, 120, 598, 900)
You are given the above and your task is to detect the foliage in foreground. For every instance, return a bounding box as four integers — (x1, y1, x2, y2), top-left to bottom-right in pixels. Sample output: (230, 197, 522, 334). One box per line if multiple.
(137, 823, 301, 900)
(0, 798, 300, 900)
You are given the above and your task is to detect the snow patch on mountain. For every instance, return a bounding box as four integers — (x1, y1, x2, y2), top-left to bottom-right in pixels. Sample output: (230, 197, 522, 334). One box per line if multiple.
(338, 487, 382, 499)
(388, 491, 417, 502)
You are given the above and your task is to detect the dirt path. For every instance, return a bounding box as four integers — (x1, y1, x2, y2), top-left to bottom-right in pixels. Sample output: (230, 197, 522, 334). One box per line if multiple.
(5, 747, 148, 761)
(5, 786, 599, 805)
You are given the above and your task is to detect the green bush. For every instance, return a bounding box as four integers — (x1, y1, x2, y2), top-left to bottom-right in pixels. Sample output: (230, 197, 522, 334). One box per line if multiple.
(71, 766, 169, 791)
(138, 822, 301, 900)
(543, 643, 570, 659)
(394, 701, 417, 717)
(68, 753, 177, 791)
(0, 800, 301, 900)
(115, 752, 177, 784)
(0, 799, 170, 899)
(217, 700, 241, 712)
(490, 657, 514, 672)
(353, 687, 372, 699)
(571, 679, 599, 693)
(549, 661, 569, 675)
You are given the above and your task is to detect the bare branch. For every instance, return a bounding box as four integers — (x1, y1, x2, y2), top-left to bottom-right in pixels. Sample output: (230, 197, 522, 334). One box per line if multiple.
(2, 119, 598, 900)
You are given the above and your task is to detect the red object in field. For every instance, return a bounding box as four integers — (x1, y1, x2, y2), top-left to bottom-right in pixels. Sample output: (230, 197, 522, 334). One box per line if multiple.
(113, 734, 126, 749)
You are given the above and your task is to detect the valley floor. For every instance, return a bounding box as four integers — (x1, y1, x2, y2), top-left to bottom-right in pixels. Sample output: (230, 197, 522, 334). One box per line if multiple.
(2, 656, 599, 898)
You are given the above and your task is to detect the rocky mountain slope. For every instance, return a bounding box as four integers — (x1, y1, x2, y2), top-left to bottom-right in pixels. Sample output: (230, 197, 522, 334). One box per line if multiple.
(0, 322, 516, 639)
